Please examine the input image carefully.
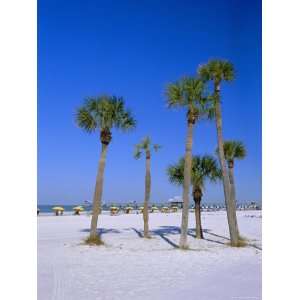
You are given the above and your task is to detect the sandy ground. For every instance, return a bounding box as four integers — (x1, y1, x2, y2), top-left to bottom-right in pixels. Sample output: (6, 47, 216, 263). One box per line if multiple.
(38, 210, 261, 300)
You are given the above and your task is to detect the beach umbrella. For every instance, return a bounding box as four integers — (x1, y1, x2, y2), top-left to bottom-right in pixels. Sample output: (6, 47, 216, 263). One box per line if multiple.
(171, 206, 178, 212)
(161, 206, 169, 213)
(73, 206, 84, 215)
(151, 206, 159, 213)
(124, 206, 133, 214)
(52, 206, 64, 211)
(73, 206, 84, 211)
(52, 206, 64, 216)
(110, 206, 119, 215)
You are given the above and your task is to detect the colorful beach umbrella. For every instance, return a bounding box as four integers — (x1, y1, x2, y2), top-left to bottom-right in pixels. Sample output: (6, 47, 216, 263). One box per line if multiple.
(73, 206, 84, 211)
(52, 206, 64, 211)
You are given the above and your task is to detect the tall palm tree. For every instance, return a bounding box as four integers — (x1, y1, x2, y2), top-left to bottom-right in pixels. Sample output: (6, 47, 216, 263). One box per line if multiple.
(76, 96, 136, 241)
(198, 59, 240, 246)
(221, 140, 246, 211)
(134, 136, 161, 238)
(167, 155, 221, 239)
(166, 77, 213, 249)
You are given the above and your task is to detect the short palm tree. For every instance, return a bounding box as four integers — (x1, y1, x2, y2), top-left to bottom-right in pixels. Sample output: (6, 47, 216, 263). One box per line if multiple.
(76, 96, 136, 242)
(221, 140, 246, 210)
(198, 60, 240, 246)
(167, 155, 221, 239)
(166, 77, 213, 249)
(134, 136, 161, 238)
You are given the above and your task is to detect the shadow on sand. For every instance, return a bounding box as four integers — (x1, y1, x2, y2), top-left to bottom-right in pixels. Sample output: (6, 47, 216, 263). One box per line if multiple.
(80, 228, 121, 235)
(130, 226, 227, 249)
(81, 226, 261, 250)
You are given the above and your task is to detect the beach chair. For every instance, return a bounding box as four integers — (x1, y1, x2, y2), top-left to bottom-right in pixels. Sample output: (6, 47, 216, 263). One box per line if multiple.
(171, 206, 178, 212)
(151, 206, 159, 213)
(110, 207, 119, 216)
(124, 207, 133, 214)
(161, 207, 169, 213)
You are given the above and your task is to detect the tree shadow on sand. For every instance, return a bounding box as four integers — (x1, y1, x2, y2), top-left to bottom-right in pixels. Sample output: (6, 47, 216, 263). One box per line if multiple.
(80, 228, 121, 235)
(155, 226, 230, 247)
(131, 226, 232, 248)
(81, 226, 261, 250)
(131, 227, 179, 248)
(202, 229, 262, 250)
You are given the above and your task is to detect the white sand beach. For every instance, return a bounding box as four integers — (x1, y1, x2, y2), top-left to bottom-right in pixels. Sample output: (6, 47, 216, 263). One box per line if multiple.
(38, 210, 261, 300)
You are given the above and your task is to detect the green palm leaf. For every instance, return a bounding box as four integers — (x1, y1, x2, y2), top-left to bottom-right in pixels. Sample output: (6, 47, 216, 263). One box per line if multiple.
(76, 95, 136, 135)
(134, 136, 161, 159)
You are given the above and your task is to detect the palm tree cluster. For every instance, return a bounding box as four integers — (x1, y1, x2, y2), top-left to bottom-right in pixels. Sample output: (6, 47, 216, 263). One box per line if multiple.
(167, 155, 221, 239)
(76, 59, 246, 248)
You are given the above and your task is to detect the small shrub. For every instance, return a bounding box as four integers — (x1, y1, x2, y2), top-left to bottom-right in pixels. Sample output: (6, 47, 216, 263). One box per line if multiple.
(238, 235, 248, 242)
(84, 235, 104, 246)
(228, 238, 248, 247)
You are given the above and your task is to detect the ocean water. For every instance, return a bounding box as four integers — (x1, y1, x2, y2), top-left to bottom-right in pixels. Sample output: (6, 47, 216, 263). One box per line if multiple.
(38, 202, 261, 214)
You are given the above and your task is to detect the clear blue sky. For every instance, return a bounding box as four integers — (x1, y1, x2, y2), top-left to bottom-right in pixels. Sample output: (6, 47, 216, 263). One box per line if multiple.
(38, 0, 261, 205)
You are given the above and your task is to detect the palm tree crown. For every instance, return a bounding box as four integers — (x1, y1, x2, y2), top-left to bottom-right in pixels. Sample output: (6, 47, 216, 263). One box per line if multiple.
(134, 136, 161, 159)
(166, 77, 213, 123)
(167, 155, 222, 189)
(76, 96, 136, 144)
(220, 140, 246, 167)
(198, 60, 234, 86)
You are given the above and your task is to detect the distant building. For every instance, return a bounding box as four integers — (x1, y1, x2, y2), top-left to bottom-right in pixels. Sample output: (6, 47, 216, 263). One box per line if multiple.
(168, 196, 183, 208)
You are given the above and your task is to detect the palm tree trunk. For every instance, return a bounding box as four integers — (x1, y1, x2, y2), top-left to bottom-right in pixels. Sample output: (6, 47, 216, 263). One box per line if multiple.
(179, 121, 194, 249)
(228, 165, 236, 205)
(143, 152, 151, 238)
(194, 199, 203, 239)
(214, 86, 239, 246)
(90, 143, 108, 239)
(228, 164, 240, 237)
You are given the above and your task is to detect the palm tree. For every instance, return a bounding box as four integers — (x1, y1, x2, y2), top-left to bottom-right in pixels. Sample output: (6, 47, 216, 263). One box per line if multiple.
(76, 96, 136, 242)
(167, 155, 221, 239)
(198, 59, 240, 246)
(166, 77, 213, 249)
(134, 136, 161, 238)
(221, 140, 246, 212)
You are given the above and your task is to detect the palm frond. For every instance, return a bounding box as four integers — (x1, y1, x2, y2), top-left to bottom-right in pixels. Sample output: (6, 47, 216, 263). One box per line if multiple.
(167, 155, 221, 189)
(166, 76, 213, 124)
(197, 59, 235, 84)
(222, 140, 246, 161)
(75, 107, 97, 133)
(166, 81, 185, 107)
(133, 136, 161, 158)
(134, 146, 142, 159)
(76, 95, 136, 135)
(166, 158, 185, 186)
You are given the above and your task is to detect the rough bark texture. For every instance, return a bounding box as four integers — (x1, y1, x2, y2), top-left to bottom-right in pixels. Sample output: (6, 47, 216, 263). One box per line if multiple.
(194, 199, 203, 239)
(228, 163, 240, 237)
(179, 121, 194, 249)
(90, 142, 108, 239)
(143, 151, 151, 238)
(228, 163, 236, 206)
(214, 86, 239, 246)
